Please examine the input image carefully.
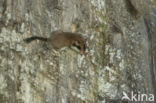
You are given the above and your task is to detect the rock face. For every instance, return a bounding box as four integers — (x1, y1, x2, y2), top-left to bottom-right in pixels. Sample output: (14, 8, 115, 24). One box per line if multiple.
(0, 0, 156, 103)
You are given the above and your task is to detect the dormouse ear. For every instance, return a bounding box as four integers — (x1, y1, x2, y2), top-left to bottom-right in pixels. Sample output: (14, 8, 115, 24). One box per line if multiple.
(72, 40, 79, 46)
(75, 40, 79, 45)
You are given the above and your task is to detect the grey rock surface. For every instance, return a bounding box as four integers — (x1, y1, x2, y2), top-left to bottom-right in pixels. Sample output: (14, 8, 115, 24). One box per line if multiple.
(0, 0, 156, 103)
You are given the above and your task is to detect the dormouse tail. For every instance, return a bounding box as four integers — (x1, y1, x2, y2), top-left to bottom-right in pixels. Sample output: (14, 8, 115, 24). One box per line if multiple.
(24, 36, 48, 43)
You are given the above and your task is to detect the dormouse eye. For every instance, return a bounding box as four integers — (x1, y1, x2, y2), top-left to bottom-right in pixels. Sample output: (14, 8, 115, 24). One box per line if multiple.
(76, 45, 81, 50)
(72, 43, 81, 50)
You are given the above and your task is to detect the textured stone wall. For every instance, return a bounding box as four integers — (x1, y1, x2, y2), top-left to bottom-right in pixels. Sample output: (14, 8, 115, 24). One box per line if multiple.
(0, 0, 155, 103)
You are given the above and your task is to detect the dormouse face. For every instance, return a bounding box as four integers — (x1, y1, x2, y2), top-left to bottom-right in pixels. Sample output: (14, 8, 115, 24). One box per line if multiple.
(72, 38, 86, 55)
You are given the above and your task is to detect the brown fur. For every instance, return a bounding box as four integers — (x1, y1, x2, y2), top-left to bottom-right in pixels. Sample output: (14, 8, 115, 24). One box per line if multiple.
(24, 31, 86, 55)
